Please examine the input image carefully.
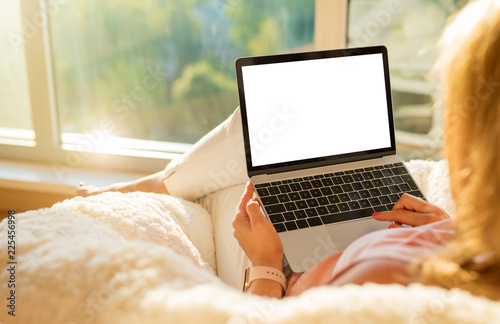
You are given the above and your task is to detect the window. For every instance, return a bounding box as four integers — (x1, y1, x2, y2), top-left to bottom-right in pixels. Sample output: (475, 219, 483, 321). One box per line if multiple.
(1, 0, 469, 177)
(0, 1, 34, 145)
(50, 0, 315, 146)
(0, 0, 319, 175)
(347, 0, 467, 160)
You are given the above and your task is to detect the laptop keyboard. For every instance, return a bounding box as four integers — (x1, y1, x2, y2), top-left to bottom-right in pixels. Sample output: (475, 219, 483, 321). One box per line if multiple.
(254, 162, 424, 233)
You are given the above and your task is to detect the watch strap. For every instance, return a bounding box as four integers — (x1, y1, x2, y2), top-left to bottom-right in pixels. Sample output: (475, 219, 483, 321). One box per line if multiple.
(246, 266, 287, 291)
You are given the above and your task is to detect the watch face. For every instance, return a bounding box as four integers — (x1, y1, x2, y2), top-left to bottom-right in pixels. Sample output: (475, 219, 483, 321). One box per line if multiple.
(243, 267, 250, 292)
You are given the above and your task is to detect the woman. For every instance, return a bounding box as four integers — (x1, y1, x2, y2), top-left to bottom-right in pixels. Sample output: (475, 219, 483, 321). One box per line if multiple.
(233, 0, 500, 300)
(79, 0, 500, 300)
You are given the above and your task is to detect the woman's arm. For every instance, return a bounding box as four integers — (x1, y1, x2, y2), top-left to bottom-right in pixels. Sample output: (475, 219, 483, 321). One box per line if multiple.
(232, 182, 285, 298)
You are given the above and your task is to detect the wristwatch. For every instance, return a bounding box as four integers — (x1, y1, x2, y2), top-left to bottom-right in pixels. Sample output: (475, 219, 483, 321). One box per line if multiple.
(243, 266, 287, 292)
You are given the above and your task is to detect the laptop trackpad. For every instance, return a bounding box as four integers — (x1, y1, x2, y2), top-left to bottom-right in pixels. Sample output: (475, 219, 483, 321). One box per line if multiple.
(326, 218, 390, 252)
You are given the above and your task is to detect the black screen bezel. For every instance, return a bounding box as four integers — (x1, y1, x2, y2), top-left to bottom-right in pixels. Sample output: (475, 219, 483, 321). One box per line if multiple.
(235, 46, 396, 178)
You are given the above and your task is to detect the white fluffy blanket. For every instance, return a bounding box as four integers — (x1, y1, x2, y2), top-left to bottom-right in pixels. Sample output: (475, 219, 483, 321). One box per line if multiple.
(1, 160, 499, 324)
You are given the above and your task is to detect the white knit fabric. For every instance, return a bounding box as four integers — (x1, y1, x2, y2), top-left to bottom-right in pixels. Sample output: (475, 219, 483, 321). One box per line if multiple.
(1, 160, 499, 324)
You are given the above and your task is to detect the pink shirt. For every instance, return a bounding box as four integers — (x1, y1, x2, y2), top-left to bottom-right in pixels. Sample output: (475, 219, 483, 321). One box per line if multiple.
(285, 220, 454, 296)
(331, 219, 454, 280)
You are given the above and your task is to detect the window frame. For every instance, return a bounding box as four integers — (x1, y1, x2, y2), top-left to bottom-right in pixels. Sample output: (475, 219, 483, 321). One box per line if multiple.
(0, 0, 347, 175)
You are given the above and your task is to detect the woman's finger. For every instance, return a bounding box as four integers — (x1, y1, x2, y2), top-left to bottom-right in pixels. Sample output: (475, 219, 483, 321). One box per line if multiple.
(237, 181, 254, 213)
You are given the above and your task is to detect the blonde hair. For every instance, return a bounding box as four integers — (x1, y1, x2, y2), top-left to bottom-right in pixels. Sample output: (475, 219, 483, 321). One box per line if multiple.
(413, 0, 500, 300)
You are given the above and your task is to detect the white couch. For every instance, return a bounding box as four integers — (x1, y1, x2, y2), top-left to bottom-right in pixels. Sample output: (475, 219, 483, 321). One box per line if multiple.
(1, 160, 499, 324)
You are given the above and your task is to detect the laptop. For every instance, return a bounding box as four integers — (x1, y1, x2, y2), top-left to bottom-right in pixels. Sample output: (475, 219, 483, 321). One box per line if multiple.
(235, 45, 426, 272)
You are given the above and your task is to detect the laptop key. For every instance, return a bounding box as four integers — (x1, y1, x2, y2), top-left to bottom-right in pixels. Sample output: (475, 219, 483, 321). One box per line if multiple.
(289, 192, 301, 201)
(405, 179, 419, 191)
(273, 223, 286, 233)
(362, 172, 374, 180)
(381, 177, 393, 186)
(306, 199, 319, 208)
(305, 208, 318, 217)
(379, 196, 391, 205)
(320, 187, 333, 196)
(389, 185, 401, 193)
(359, 190, 371, 198)
(269, 214, 285, 223)
(399, 183, 411, 192)
(294, 210, 307, 219)
(279, 184, 292, 193)
(372, 170, 384, 178)
(381, 169, 394, 177)
(255, 183, 271, 188)
(379, 187, 391, 195)
(307, 217, 323, 227)
(327, 195, 340, 204)
(296, 219, 309, 229)
(268, 187, 281, 195)
(362, 181, 374, 189)
(299, 191, 312, 199)
(409, 190, 425, 199)
(386, 203, 395, 210)
(295, 200, 308, 209)
(331, 185, 343, 194)
(327, 204, 339, 213)
(285, 221, 298, 231)
(311, 180, 323, 188)
(352, 182, 363, 190)
(389, 194, 400, 203)
(317, 197, 329, 205)
(373, 205, 388, 212)
(265, 204, 286, 214)
(300, 181, 313, 190)
(261, 196, 279, 205)
(392, 167, 407, 175)
(352, 173, 364, 181)
(372, 179, 384, 187)
(348, 192, 361, 200)
(278, 194, 290, 203)
(316, 206, 329, 215)
(348, 201, 361, 210)
(338, 203, 350, 211)
(283, 212, 296, 221)
(391, 176, 403, 184)
(321, 178, 334, 186)
(359, 199, 371, 208)
(369, 188, 381, 197)
(341, 184, 354, 192)
(310, 189, 322, 197)
(342, 175, 354, 183)
(256, 188, 270, 196)
(284, 202, 298, 211)
(290, 183, 302, 191)
(369, 197, 381, 206)
(321, 208, 374, 225)
(338, 193, 350, 202)
(332, 177, 343, 185)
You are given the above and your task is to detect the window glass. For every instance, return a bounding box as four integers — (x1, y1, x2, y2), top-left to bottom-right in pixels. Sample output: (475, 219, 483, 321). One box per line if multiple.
(0, 1, 34, 140)
(49, 0, 314, 147)
(348, 0, 467, 160)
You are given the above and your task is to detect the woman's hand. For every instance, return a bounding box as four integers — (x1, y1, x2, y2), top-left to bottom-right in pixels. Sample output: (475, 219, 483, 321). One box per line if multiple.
(232, 182, 284, 271)
(372, 193, 450, 228)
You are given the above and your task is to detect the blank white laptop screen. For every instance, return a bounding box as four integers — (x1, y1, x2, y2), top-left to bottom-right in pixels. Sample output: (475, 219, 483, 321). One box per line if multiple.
(241, 53, 392, 168)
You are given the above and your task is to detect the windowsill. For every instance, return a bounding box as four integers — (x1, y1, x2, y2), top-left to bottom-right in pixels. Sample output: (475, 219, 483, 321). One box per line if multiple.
(0, 159, 147, 196)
